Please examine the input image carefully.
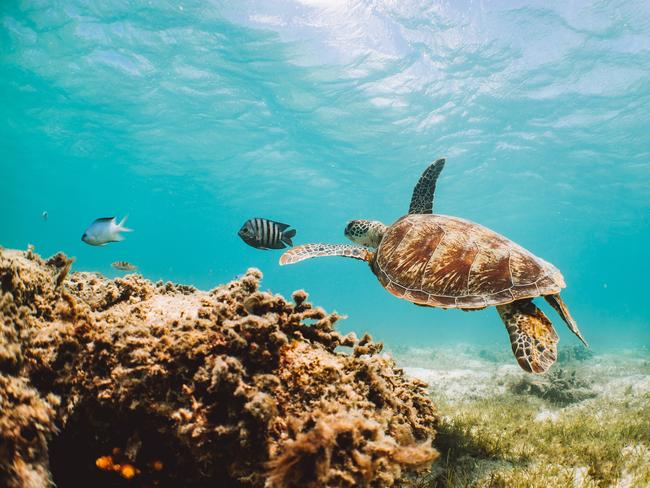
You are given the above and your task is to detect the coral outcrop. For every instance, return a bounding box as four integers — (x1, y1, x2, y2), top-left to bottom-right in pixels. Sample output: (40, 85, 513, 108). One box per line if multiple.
(0, 247, 438, 488)
(557, 344, 594, 364)
(508, 368, 596, 406)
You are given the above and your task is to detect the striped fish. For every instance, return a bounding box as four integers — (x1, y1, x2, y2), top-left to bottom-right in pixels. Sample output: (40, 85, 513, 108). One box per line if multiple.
(238, 218, 296, 250)
(112, 261, 138, 272)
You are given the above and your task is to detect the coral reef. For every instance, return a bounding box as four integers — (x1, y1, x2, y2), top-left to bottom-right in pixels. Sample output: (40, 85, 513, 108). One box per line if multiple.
(509, 368, 597, 406)
(0, 247, 438, 488)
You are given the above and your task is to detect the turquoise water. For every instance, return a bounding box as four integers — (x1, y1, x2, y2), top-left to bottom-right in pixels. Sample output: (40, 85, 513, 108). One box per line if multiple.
(2, 1, 649, 351)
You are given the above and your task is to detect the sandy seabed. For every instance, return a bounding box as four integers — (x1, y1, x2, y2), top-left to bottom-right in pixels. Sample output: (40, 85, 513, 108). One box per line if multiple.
(391, 344, 650, 487)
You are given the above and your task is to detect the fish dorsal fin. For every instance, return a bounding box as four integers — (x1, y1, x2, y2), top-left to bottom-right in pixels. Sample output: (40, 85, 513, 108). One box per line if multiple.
(94, 217, 115, 223)
(275, 221, 290, 231)
(279, 244, 373, 265)
(408, 158, 445, 214)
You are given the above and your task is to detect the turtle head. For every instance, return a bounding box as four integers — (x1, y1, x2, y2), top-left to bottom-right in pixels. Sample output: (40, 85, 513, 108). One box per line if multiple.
(344, 220, 386, 248)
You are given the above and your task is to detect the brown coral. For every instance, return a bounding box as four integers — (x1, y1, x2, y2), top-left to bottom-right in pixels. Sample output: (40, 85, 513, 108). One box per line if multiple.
(0, 247, 438, 487)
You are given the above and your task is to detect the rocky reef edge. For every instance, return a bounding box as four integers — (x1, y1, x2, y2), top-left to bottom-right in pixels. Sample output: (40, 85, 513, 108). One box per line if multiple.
(0, 247, 438, 488)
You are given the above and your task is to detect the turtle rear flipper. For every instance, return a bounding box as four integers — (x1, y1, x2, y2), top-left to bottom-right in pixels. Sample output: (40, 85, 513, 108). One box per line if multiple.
(545, 294, 588, 347)
(497, 299, 558, 374)
(280, 244, 373, 265)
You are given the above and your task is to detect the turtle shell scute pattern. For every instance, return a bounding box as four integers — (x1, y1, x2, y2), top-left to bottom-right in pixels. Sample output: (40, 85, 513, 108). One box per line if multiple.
(372, 214, 564, 309)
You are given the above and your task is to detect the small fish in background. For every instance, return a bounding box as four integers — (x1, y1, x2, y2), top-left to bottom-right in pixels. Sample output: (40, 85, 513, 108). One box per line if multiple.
(82, 216, 132, 246)
(238, 218, 296, 250)
(112, 261, 138, 272)
(42, 211, 48, 221)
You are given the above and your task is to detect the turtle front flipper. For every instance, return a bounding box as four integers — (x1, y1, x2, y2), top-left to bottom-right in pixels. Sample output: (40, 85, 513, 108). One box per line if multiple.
(279, 244, 373, 265)
(544, 294, 588, 347)
(408, 158, 446, 215)
(497, 299, 558, 374)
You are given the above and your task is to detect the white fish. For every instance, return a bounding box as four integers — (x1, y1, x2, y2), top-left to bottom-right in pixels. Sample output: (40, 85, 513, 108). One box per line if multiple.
(82, 216, 132, 246)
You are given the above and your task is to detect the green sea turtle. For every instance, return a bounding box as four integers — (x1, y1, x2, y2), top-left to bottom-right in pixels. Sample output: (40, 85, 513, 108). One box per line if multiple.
(279, 159, 588, 374)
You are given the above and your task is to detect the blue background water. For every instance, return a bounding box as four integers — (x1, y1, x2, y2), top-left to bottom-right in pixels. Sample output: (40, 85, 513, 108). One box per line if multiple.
(2, 1, 649, 350)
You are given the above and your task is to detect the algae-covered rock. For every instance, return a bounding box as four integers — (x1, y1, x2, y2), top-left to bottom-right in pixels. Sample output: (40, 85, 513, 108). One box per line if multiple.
(0, 247, 438, 488)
